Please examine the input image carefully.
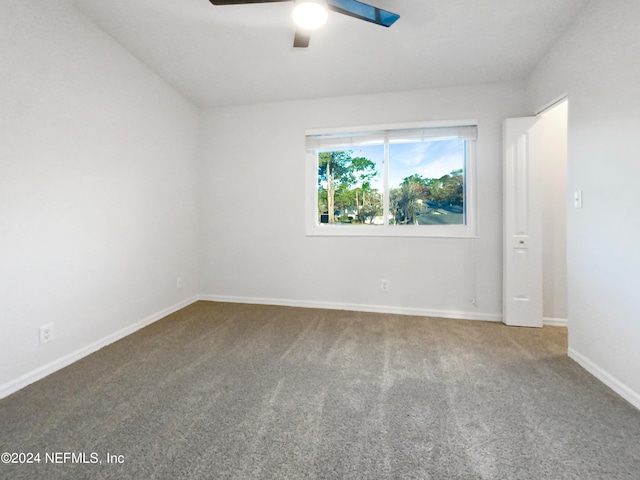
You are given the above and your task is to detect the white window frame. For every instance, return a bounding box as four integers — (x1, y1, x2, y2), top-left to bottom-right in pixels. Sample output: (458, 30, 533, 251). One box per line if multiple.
(305, 120, 478, 238)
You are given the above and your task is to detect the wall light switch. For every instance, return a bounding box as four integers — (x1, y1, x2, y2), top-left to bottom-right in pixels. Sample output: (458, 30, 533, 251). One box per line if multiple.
(574, 190, 583, 208)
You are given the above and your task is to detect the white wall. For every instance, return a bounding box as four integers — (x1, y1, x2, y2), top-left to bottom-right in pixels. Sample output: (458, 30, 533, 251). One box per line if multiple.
(540, 101, 568, 322)
(200, 83, 526, 319)
(527, 0, 640, 407)
(0, 0, 200, 394)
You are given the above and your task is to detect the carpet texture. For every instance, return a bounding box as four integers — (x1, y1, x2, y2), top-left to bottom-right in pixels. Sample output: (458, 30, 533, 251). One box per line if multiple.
(1, 301, 639, 479)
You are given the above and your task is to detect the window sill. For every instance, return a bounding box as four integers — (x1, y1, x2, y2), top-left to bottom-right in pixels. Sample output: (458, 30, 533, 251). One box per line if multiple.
(306, 224, 477, 238)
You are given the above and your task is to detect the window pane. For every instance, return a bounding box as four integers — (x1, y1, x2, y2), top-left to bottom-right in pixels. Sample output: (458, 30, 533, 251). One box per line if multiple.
(388, 139, 465, 226)
(317, 144, 384, 225)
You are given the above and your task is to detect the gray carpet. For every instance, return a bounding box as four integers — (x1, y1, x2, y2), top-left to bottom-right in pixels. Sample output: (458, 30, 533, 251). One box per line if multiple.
(1, 301, 639, 479)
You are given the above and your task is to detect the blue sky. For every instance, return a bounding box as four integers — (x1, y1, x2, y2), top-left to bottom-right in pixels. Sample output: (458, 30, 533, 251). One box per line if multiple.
(340, 139, 465, 190)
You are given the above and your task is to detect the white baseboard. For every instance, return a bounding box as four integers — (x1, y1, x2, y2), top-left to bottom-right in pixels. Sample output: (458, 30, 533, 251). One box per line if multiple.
(543, 316, 568, 327)
(0, 295, 200, 400)
(199, 294, 503, 323)
(0, 294, 584, 401)
(568, 347, 640, 412)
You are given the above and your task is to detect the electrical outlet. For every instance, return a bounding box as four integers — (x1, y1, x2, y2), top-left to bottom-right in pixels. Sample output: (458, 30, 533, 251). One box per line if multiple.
(176, 277, 184, 289)
(40, 323, 53, 344)
(380, 279, 390, 292)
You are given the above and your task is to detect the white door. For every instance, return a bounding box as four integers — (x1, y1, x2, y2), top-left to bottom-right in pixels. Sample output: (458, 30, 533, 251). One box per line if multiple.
(503, 117, 543, 327)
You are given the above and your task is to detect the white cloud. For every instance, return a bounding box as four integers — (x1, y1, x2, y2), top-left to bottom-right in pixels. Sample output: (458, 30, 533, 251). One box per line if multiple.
(416, 153, 464, 179)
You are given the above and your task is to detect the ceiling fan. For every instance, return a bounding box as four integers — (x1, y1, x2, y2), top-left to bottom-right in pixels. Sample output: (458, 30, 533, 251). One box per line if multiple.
(209, 0, 400, 48)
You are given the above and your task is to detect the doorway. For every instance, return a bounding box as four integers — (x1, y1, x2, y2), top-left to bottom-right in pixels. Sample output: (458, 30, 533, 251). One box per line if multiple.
(539, 99, 568, 326)
(502, 99, 568, 327)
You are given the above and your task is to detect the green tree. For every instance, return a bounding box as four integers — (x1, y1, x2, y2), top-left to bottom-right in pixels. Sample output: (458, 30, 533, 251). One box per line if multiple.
(390, 182, 421, 225)
(401, 174, 431, 200)
(389, 174, 429, 224)
(334, 183, 356, 220)
(318, 186, 328, 216)
(431, 169, 463, 206)
(354, 186, 383, 224)
(442, 168, 464, 206)
(318, 151, 377, 223)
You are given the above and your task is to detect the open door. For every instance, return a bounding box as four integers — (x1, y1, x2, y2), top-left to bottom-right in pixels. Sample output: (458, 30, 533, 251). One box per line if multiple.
(503, 117, 543, 327)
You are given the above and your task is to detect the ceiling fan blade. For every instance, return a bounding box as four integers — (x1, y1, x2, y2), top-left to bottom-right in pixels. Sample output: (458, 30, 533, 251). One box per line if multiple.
(327, 0, 399, 27)
(209, 0, 289, 5)
(293, 30, 310, 48)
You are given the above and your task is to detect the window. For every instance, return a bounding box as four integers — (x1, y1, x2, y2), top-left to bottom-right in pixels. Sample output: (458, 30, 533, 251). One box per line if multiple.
(305, 120, 477, 237)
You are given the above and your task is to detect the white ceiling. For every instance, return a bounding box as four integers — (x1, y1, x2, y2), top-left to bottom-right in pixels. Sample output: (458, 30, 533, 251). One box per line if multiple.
(68, 0, 588, 108)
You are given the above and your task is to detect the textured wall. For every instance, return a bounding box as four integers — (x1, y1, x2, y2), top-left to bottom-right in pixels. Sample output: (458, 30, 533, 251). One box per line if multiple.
(0, 0, 200, 390)
(527, 0, 640, 405)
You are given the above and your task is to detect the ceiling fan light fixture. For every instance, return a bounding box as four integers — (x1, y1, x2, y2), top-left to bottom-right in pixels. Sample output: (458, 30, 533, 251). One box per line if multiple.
(292, 0, 328, 31)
